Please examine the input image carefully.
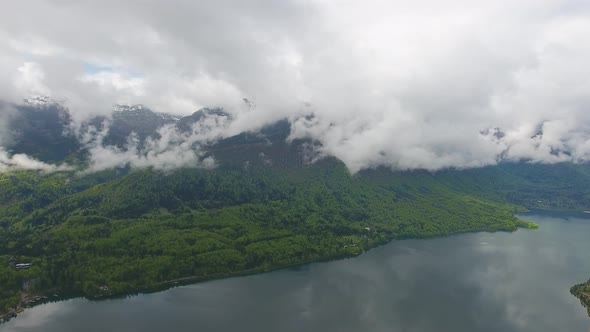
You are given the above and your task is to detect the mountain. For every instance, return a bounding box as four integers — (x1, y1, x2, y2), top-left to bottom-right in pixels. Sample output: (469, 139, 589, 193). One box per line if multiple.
(1, 100, 589, 319)
(3, 101, 305, 169)
(4, 100, 80, 162)
(175, 107, 230, 133)
(88, 105, 180, 148)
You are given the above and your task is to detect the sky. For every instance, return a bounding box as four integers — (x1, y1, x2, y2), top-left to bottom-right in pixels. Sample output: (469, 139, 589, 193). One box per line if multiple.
(1, 0, 590, 172)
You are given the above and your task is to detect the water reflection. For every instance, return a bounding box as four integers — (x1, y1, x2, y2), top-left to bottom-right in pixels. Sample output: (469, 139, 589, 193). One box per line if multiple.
(2, 213, 590, 332)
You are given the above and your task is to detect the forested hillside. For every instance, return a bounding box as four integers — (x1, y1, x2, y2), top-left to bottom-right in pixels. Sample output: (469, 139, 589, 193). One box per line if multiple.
(0, 158, 556, 315)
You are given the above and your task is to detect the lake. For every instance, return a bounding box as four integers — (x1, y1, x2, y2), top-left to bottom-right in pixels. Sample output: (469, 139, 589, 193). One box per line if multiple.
(2, 212, 590, 332)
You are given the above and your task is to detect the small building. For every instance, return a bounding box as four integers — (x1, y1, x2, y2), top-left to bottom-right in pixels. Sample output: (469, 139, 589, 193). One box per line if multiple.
(8, 257, 16, 267)
(16, 263, 32, 270)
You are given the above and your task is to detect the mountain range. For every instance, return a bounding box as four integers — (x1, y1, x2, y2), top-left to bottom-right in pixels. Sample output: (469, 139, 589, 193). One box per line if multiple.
(1, 99, 590, 319)
(2, 98, 305, 170)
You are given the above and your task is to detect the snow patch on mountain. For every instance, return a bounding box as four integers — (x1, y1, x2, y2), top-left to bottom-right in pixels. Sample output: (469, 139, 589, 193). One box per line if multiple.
(23, 95, 57, 107)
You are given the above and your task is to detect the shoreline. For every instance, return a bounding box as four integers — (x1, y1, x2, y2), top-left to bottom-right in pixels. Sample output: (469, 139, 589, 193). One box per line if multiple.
(0, 217, 538, 325)
(0, 254, 357, 324)
(0, 293, 53, 324)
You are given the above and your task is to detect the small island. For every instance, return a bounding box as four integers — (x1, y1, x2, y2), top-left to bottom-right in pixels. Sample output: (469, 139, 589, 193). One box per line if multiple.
(571, 280, 590, 316)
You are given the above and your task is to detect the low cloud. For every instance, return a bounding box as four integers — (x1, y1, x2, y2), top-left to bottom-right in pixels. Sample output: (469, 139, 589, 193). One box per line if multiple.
(81, 111, 230, 173)
(0, 148, 73, 173)
(0, 1, 589, 172)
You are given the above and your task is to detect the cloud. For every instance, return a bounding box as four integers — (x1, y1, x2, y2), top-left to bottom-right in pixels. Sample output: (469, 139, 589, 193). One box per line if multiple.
(0, 148, 73, 173)
(81, 111, 229, 173)
(14, 62, 50, 97)
(80, 71, 146, 96)
(0, 0, 590, 172)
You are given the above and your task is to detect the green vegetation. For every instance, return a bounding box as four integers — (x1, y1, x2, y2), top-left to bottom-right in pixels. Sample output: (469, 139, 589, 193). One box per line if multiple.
(571, 280, 590, 316)
(4, 160, 590, 318)
(435, 162, 590, 211)
(517, 220, 539, 229)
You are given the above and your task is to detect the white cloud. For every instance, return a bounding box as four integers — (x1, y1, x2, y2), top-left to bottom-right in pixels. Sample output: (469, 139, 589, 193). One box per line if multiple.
(0, 148, 73, 173)
(83, 111, 230, 173)
(14, 62, 50, 97)
(80, 71, 145, 96)
(0, 0, 589, 172)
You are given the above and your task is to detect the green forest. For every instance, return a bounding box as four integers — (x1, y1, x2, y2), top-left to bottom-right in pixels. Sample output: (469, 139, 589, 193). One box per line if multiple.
(3, 159, 589, 317)
(571, 280, 590, 316)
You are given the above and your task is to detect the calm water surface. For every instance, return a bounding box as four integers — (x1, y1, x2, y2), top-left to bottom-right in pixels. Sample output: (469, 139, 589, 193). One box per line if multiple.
(2, 212, 590, 332)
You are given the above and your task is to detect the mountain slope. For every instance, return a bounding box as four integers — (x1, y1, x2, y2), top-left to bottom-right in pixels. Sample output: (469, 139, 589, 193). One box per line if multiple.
(0, 158, 541, 315)
(4, 103, 80, 162)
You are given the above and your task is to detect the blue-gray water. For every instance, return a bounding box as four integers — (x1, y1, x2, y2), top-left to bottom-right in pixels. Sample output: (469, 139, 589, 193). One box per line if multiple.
(2, 212, 590, 332)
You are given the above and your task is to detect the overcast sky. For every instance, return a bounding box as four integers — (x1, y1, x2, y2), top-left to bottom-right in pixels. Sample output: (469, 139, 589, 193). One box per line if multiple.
(1, 0, 590, 172)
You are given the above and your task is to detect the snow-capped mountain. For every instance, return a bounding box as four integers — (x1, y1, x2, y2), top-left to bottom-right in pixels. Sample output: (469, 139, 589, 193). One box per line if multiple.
(23, 95, 56, 107)
(2, 98, 303, 169)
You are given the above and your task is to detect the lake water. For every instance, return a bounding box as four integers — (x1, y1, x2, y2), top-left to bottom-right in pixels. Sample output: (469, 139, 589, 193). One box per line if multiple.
(2, 212, 590, 332)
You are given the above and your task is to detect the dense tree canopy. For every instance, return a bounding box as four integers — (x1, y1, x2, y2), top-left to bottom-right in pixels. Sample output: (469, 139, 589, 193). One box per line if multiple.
(5, 160, 589, 316)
